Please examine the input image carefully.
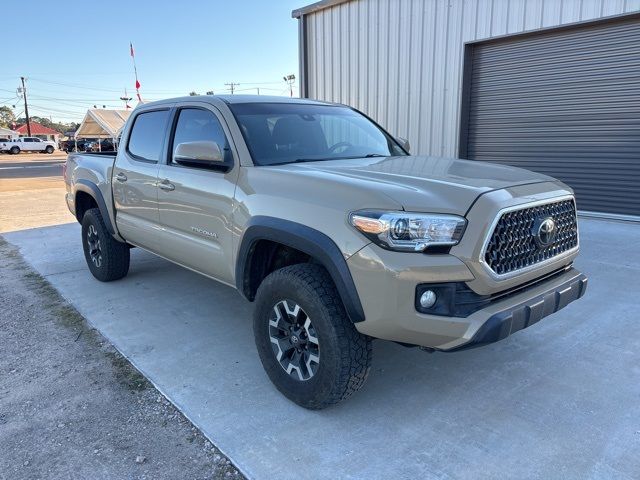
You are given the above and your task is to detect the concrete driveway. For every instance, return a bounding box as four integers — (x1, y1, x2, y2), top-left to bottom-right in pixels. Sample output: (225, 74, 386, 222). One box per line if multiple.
(4, 218, 639, 480)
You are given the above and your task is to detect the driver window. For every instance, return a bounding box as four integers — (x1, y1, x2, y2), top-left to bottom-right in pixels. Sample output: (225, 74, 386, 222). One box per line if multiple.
(171, 108, 230, 165)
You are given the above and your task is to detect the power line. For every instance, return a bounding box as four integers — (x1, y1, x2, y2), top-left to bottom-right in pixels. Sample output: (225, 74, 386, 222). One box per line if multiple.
(29, 104, 89, 115)
(28, 95, 121, 110)
(0, 96, 18, 104)
(224, 82, 240, 94)
(29, 94, 124, 102)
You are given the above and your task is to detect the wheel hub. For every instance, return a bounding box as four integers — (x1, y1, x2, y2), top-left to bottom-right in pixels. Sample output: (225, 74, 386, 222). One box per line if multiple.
(86, 224, 103, 268)
(268, 300, 320, 381)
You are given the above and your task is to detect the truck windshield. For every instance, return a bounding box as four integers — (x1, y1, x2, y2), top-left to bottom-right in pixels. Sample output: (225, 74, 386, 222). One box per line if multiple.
(228, 103, 407, 166)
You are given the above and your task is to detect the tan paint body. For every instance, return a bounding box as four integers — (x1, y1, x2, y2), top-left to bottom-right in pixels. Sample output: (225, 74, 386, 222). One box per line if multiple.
(65, 96, 582, 350)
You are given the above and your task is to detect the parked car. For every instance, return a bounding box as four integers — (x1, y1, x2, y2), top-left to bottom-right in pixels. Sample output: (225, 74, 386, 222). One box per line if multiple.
(61, 139, 92, 153)
(1, 137, 56, 154)
(64, 95, 587, 409)
(87, 139, 115, 152)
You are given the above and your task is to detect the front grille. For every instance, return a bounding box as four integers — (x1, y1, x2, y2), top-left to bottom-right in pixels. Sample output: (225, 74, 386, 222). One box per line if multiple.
(485, 199, 578, 275)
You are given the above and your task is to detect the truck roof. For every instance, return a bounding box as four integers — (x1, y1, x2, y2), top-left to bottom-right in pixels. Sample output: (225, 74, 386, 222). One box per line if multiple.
(140, 95, 335, 108)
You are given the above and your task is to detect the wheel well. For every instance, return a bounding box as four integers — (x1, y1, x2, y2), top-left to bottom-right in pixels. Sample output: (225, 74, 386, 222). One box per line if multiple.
(75, 191, 98, 222)
(244, 240, 312, 301)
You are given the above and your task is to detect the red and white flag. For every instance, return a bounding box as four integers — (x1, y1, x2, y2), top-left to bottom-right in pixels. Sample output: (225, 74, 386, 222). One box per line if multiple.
(130, 42, 142, 101)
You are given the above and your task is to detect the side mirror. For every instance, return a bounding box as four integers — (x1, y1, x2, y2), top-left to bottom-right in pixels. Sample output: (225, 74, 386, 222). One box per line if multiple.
(174, 141, 229, 170)
(396, 137, 410, 153)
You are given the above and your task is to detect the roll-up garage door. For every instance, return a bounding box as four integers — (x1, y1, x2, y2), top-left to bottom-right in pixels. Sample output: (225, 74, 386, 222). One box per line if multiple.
(462, 15, 640, 218)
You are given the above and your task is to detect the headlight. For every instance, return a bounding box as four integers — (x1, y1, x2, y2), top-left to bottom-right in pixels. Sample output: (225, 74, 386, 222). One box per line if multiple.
(349, 210, 466, 252)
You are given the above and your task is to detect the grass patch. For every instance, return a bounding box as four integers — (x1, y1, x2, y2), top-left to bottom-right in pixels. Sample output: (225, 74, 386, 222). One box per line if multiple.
(1, 234, 149, 392)
(105, 351, 151, 392)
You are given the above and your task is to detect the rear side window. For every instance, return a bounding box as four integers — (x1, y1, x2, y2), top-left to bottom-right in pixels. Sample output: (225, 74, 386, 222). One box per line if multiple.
(127, 110, 170, 162)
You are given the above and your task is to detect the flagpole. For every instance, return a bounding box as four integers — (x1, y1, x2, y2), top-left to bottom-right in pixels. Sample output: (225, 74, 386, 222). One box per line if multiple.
(130, 42, 142, 102)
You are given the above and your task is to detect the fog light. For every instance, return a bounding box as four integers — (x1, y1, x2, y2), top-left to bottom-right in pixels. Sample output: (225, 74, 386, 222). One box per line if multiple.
(419, 290, 437, 309)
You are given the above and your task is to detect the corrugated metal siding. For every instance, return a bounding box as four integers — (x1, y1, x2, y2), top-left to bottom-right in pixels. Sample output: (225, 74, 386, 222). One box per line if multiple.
(465, 16, 640, 216)
(302, 0, 640, 157)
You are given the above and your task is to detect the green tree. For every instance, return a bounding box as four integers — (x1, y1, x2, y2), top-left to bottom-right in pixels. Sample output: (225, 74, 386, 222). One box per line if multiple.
(0, 106, 15, 129)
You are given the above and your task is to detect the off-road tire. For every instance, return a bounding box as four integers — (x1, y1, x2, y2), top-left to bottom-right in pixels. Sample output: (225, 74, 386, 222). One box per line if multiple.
(45, 145, 54, 154)
(10, 146, 19, 154)
(253, 263, 372, 409)
(81, 208, 130, 282)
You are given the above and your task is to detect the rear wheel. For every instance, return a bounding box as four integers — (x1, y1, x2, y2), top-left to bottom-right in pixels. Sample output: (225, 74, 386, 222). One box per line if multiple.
(253, 264, 372, 409)
(81, 208, 130, 281)
(45, 145, 54, 154)
(10, 146, 19, 154)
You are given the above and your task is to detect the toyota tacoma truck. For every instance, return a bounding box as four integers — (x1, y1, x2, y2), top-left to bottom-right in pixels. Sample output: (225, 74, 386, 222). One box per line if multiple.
(64, 95, 587, 409)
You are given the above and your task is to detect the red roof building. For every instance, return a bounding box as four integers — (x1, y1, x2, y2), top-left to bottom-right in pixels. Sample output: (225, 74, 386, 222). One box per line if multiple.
(15, 121, 61, 141)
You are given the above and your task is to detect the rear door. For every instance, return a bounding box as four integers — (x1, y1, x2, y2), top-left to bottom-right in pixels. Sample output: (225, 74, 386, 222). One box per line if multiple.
(22, 138, 36, 151)
(155, 103, 239, 284)
(113, 107, 171, 253)
(32, 138, 45, 151)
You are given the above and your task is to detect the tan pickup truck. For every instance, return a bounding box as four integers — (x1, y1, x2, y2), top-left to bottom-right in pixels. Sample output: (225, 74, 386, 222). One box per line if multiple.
(64, 95, 587, 409)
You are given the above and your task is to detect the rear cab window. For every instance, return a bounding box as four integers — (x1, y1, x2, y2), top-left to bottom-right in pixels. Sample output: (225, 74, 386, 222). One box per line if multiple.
(127, 110, 170, 162)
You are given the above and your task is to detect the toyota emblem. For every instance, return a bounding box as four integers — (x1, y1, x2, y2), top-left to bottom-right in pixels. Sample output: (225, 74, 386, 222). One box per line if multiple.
(534, 217, 556, 246)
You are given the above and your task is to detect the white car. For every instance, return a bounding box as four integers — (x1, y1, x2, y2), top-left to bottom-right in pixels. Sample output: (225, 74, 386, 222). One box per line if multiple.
(0, 137, 57, 154)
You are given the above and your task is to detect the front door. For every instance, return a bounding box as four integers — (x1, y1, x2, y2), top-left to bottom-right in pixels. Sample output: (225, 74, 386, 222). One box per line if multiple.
(112, 108, 171, 253)
(156, 105, 239, 285)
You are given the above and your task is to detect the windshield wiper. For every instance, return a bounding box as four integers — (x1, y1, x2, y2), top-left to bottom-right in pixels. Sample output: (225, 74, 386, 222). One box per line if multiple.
(265, 158, 324, 166)
(268, 154, 388, 166)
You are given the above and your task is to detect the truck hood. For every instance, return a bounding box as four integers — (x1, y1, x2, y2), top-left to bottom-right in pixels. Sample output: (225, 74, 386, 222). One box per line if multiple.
(287, 155, 555, 213)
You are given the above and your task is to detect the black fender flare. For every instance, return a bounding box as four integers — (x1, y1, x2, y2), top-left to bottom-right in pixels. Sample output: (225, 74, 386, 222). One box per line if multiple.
(236, 216, 365, 323)
(75, 179, 116, 236)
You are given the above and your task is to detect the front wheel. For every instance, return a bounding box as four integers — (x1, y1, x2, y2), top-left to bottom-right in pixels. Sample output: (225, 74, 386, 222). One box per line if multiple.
(81, 208, 130, 281)
(10, 146, 19, 154)
(45, 145, 54, 154)
(253, 264, 372, 409)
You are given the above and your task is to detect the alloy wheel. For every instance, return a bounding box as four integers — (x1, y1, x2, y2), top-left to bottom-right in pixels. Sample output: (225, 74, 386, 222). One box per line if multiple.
(268, 300, 320, 381)
(86, 224, 103, 268)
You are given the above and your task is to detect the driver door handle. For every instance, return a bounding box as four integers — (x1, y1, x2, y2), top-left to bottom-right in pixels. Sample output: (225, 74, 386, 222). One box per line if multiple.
(158, 179, 175, 191)
(115, 172, 127, 182)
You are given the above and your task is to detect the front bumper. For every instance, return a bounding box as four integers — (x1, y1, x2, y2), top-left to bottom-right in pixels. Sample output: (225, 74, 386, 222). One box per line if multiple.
(446, 269, 587, 351)
(347, 244, 587, 350)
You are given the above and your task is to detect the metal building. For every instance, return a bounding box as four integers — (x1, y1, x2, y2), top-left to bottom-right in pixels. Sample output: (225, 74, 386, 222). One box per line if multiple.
(293, 0, 640, 219)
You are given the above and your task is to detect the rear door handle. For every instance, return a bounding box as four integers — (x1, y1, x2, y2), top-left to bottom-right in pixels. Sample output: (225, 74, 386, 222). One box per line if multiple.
(158, 179, 175, 191)
(115, 172, 127, 182)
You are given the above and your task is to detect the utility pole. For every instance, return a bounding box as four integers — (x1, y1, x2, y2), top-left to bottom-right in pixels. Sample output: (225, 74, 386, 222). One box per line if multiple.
(120, 88, 133, 109)
(20, 77, 31, 136)
(224, 82, 240, 94)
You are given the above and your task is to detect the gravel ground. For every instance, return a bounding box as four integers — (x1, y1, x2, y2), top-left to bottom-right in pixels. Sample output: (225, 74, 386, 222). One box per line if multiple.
(0, 237, 245, 480)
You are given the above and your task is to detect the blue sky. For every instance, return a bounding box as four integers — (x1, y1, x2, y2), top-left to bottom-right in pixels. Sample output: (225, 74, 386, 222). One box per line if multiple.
(0, 0, 303, 123)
